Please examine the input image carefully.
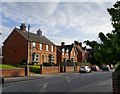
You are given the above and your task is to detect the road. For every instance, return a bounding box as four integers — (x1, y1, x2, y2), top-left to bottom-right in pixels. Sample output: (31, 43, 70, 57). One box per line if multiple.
(2, 70, 113, 93)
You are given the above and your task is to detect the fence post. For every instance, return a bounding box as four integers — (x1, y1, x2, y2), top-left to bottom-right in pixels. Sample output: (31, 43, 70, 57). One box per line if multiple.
(40, 65, 43, 74)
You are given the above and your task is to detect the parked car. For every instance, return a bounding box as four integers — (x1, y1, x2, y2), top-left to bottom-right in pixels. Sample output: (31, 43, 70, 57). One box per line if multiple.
(0, 76, 4, 84)
(79, 66, 91, 73)
(101, 65, 110, 71)
(91, 65, 100, 71)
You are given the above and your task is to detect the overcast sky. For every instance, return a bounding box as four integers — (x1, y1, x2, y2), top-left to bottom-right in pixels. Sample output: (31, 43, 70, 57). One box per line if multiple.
(1, 0, 116, 47)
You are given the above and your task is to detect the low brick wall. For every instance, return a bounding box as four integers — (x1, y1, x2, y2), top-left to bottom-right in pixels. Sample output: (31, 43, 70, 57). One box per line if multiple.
(112, 70, 120, 94)
(66, 66, 74, 72)
(76, 66, 80, 72)
(40, 66, 59, 74)
(40, 66, 80, 74)
(0, 68, 25, 77)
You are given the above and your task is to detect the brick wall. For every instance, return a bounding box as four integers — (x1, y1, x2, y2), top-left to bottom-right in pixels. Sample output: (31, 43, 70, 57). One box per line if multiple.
(40, 66, 60, 74)
(0, 68, 25, 77)
(40, 66, 79, 74)
(66, 66, 74, 72)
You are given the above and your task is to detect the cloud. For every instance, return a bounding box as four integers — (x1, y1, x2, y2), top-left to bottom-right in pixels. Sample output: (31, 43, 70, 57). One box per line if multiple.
(1, 2, 115, 46)
(1, 0, 115, 2)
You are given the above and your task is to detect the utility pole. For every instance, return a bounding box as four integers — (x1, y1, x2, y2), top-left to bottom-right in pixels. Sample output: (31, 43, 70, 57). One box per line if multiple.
(26, 24, 30, 76)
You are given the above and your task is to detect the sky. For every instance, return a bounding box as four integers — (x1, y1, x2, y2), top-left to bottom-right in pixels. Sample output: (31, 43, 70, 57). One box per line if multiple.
(0, 0, 116, 48)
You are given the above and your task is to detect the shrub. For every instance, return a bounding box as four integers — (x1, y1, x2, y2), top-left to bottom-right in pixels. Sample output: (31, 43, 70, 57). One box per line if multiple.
(29, 65, 40, 73)
(115, 62, 120, 68)
(58, 62, 75, 66)
(43, 62, 52, 66)
(77, 62, 91, 66)
(115, 62, 120, 71)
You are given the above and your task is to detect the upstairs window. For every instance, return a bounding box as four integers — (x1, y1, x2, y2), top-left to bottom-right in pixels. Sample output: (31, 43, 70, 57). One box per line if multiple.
(66, 49, 69, 55)
(32, 42, 36, 49)
(46, 45, 49, 51)
(51, 46, 53, 52)
(62, 48, 64, 55)
(40, 43, 42, 50)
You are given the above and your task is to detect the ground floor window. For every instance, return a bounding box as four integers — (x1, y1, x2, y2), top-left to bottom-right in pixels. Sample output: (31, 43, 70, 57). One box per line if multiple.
(48, 54, 54, 64)
(32, 53, 40, 63)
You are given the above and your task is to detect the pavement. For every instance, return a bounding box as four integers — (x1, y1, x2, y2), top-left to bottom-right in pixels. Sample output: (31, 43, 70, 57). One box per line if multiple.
(3, 72, 54, 84)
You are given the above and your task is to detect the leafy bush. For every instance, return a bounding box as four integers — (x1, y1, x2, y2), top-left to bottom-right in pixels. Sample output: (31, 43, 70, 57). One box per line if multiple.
(0, 64, 16, 69)
(43, 62, 53, 66)
(29, 65, 40, 73)
(77, 62, 91, 66)
(115, 62, 120, 68)
(59, 62, 76, 66)
(115, 62, 120, 71)
(14, 64, 26, 68)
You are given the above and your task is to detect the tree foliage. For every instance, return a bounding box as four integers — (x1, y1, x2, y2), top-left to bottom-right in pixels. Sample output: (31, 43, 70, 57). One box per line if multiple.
(84, 1, 120, 65)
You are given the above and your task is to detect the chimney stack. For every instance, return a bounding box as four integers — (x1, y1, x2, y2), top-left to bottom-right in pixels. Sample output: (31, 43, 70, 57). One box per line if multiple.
(37, 29, 42, 37)
(74, 41, 79, 45)
(20, 23, 26, 31)
(61, 42, 65, 46)
(79, 42, 82, 47)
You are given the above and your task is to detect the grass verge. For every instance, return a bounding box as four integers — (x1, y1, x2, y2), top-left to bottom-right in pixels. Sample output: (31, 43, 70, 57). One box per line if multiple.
(0, 64, 16, 69)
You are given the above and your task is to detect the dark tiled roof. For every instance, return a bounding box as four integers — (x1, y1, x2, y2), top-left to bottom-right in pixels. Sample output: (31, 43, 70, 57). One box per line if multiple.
(57, 44, 73, 52)
(15, 28, 55, 46)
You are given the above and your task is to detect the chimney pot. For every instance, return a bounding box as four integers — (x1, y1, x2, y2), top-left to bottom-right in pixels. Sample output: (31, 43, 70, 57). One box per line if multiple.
(61, 42, 65, 46)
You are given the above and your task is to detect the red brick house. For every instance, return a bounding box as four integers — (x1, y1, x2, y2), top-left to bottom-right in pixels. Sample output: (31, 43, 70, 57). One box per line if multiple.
(57, 41, 87, 64)
(2, 23, 57, 65)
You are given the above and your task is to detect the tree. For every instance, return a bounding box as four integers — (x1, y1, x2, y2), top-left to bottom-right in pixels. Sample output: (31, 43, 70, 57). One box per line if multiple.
(84, 1, 120, 65)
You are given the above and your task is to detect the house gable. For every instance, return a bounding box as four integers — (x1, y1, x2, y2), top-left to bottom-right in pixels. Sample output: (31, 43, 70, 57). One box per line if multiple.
(2, 29, 28, 65)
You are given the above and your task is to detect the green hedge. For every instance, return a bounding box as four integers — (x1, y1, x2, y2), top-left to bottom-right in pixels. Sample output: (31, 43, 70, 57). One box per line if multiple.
(29, 65, 40, 73)
(115, 62, 120, 71)
(77, 62, 91, 66)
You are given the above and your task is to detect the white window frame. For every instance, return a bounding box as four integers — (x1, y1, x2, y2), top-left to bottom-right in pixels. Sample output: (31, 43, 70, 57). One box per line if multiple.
(32, 42, 36, 49)
(62, 48, 64, 55)
(46, 45, 49, 51)
(51, 46, 53, 52)
(32, 53, 40, 62)
(40, 43, 42, 50)
(66, 49, 69, 55)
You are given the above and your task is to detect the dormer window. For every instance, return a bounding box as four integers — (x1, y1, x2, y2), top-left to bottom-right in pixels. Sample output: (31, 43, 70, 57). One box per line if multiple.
(32, 42, 36, 49)
(62, 48, 64, 55)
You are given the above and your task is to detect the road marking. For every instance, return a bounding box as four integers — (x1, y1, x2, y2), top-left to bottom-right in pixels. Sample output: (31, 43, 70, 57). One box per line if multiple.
(43, 83, 48, 88)
(66, 76, 69, 79)
(67, 79, 70, 82)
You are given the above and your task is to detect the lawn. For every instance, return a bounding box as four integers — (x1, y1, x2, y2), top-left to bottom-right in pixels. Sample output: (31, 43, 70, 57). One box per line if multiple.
(0, 64, 16, 69)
